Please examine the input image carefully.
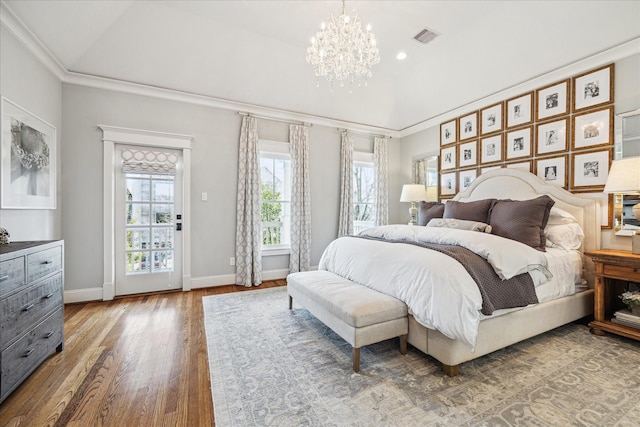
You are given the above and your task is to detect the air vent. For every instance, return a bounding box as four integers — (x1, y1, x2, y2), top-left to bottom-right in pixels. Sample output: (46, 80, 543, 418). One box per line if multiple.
(413, 28, 439, 44)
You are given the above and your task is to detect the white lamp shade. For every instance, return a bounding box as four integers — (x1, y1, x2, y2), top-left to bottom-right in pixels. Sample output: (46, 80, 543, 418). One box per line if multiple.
(604, 157, 640, 194)
(400, 184, 428, 202)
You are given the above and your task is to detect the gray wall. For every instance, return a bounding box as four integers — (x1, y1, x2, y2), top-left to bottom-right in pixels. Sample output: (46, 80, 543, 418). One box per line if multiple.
(0, 27, 62, 240)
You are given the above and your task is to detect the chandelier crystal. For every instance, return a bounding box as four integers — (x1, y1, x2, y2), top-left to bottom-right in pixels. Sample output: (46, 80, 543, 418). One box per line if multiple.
(306, 0, 380, 90)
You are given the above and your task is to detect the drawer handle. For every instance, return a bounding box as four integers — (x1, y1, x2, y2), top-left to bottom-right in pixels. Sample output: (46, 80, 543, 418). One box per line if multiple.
(41, 260, 53, 265)
(0, 274, 9, 281)
(43, 293, 54, 299)
(23, 348, 35, 357)
(22, 304, 35, 312)
(44, 331, 54, 339)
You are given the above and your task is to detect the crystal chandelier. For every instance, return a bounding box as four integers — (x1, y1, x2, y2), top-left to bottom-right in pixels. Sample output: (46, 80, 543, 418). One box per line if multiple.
(306, 0, 380, 90)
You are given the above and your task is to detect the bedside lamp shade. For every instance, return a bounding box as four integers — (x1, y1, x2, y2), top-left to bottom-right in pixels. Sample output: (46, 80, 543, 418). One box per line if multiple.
(400, 184, 427, 226)
(604, 156, 640, 254)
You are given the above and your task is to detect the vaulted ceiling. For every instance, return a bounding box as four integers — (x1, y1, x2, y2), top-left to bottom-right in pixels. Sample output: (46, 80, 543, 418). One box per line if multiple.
(3, 1, 640, 133)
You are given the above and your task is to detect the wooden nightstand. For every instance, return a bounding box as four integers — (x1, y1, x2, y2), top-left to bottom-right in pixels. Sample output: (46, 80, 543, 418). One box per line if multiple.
(585, 249, 640, 341)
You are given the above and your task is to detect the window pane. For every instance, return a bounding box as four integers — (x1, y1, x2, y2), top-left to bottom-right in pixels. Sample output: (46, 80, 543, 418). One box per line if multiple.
(151, 250, 173, 272)
(126, 178, 150, 202)
(354, 203, 375, 222)
(127, 251, 150, 273)
(128, 203, 150, 225)
(152, 227, 174, 249)
(260, 152, 291, 247)
(152, 204, 173, 224)
(152, 178, 174, 202)
(353, 165, 375, 203)
(126, 228, 150, 250)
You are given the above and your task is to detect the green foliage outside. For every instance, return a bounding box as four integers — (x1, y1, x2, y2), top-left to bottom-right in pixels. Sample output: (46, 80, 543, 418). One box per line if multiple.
(261, 182, 282, 245)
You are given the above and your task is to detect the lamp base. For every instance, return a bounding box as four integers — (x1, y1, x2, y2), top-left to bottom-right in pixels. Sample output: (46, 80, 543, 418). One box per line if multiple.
(408, 202, 418, 226)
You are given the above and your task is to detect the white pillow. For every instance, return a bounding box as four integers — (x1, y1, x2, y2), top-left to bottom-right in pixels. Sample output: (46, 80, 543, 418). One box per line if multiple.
(426, 218, 492, 233)
(547, 207, 577, 225)
(545, 223, 584, 250)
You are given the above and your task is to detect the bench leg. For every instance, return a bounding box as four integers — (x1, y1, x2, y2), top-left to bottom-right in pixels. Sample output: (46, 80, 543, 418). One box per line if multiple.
(353, 347, 360, 372)
(399, 334, 408, 355)
(288, 295, 292, 309)
(442, 363, 459, 377)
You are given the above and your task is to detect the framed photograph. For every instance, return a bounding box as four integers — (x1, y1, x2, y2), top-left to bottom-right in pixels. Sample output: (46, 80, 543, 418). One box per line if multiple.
(480, 165, 502, 175)
(535, 155, 567, 189)
(1, 97, 56, 209)
(440, 145, 457, 170)
(480, 102, 504, 135)
(459, 169, 477, 192)
(571, 148, 611, 190)
(480, 134, 503, 164)
(440, 119, 457, 146)
(572, 106, 613, 150)
(458, 112, 478, 141)
(573, 191, 613, 229)
(459, 140, 478, 168)
(505, 160, 532, 172)
(536, 118, 568, 156)
(505, 126, 532, 160)
(536, 79, 569, 121)
(573, 64, 614, 112)
(506, 92, 533, 129)
(440, 172, 457, 196)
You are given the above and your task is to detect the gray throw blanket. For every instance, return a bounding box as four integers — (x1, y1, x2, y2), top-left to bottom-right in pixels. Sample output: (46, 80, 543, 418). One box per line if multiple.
(353, 236, 539, 315)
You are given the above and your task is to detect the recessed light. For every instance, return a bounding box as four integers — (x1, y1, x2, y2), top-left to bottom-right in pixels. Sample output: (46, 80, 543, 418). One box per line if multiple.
(396, 51, 407, 61)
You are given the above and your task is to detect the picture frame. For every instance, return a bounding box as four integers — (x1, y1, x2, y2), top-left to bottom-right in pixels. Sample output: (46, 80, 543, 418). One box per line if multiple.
(573, 191, 613, 229)
(440, 145, 457, 170)
(440, 171, 457, 196)
(1, 97, 56, 209)
(571, 148, 611, 190)
(505, 160, 532, 172)
(571, 106, 613, 151)
(480, 102, 504, 136)
(535, 118, 568, 156)
(480, 134, 503, 164)
(505, 126, 532, 160)
(535, 154, 567, 189)
(535, 79, 569, 122)
(458, 112, 478, 141)
(506, 92, 533, 129)
(440, 119, 457, 146)
(459, 140, 478, 168)
(459, 169, 477, 192)
(480, 165, 502, 175)
(572, 64, 614, 112)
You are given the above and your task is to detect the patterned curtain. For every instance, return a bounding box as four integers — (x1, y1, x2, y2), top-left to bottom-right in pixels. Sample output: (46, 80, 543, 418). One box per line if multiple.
(235, 116, 262, 287)
(289, 124, 311, 273)
(374, 136, 389, 226)
(337, 131, 354, 236)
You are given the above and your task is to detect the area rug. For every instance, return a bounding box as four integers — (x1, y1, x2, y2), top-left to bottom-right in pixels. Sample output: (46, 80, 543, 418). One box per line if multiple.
(203, 287, 640, 426)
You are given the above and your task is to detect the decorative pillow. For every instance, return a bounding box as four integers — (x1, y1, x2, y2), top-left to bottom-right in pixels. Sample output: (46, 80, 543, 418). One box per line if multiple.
(489, 195, 555, 251)
(443, 199, 496, 223)
(545, 223, 584, 250)
(426, 218, 493, 233)
(418, 202, 445, 226)
(547, 207, 578, 225)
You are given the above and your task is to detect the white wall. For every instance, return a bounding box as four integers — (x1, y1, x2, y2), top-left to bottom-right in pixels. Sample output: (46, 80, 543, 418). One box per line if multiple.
(0, 27, 62, 240)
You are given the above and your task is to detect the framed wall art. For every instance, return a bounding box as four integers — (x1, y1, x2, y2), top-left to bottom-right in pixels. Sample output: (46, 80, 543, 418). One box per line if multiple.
(440, 172, 457, 196)
(505, 126, 532, 160)
(573, 64, 614, 112)
(459, 140, 478, 168)
(573, 191, 613, 229)
(459, 169, 477, 192)
(440, 145, 457, 170)
(535, 79, 569, 121)
(480, 134, 503, 164)
(440, 119, 457, 146)
(572, 106, 613, 151)
(505, 160, 532, 172)
(536, 118, 568, 156)
(458, 112, 478, 141)
(1, 97, 56, 209)
(506, 92, 533, 129)
(480, 102, 504, 135)
(535, 154, 567, 189)
(571, 148, 611, 190)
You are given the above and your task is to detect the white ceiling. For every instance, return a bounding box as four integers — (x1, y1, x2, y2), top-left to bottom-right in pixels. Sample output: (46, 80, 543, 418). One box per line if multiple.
(3, 1, 640, 132)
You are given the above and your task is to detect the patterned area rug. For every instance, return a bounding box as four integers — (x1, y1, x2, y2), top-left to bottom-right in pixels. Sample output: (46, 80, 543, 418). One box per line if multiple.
(203, 287, 640, 426)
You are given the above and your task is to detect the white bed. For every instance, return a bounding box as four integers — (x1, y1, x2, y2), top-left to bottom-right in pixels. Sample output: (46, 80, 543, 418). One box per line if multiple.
(322, 169, 600, 376)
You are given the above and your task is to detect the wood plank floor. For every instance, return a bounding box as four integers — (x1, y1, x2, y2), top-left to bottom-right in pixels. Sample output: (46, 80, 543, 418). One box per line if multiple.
(0, 280, 286, 427)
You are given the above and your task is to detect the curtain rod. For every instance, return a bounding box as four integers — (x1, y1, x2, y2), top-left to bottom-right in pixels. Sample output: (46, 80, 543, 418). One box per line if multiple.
(337, 128, 392, 139)
(238, 111, 311, 127)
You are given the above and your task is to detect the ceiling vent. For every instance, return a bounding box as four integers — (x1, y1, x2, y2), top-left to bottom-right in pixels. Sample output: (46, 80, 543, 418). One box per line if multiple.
(413, 28, 439, 44)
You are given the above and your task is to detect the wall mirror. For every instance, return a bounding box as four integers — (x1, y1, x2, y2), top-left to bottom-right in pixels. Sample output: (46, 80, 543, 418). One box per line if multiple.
(412, 154, 439, 201)
(613, 109, 640, 231)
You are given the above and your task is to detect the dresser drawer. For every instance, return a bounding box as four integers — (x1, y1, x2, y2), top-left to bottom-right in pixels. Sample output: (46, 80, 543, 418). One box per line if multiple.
(0, 308, 63, 401)
(27, 245, 62, 284)
(0, 273, 63, 349)
(603, 264, 640, 282)
(0, 256, 26, 297)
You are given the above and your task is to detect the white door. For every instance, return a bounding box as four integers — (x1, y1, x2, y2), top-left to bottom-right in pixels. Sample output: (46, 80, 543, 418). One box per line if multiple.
(114, 145, 183, 295)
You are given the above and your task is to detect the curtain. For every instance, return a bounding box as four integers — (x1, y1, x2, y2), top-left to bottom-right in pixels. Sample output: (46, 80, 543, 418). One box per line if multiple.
(289, 124, 311, 273)
(337, 131, 354, 236)
(374, 136, 389, 226)
(235, 116, 262, 287)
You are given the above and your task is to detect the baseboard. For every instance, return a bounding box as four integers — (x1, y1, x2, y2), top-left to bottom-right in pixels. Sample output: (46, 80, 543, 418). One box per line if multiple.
(64, 287, 103, 304)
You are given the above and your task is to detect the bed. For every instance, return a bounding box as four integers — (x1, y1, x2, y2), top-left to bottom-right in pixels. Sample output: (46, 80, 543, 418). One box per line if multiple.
(318, 168, 600, 376)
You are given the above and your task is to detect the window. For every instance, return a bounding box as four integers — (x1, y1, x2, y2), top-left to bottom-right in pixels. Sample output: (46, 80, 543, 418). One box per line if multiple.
(259, 141, 291, 252)
(353, 152, 376, 234)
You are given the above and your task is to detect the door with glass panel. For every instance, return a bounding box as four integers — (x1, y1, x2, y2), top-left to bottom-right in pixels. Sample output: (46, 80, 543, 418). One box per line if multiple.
(114, 145, 183, 295)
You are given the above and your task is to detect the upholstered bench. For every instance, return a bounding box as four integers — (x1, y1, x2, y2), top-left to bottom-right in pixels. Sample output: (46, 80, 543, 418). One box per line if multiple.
(287, 270, 408, 372)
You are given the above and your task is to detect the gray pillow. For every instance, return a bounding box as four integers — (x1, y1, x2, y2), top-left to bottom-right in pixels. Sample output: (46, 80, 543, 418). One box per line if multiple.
(443, 199, 496, 223)
(418, 202, 445, 226)
(489, 195, 555, 251)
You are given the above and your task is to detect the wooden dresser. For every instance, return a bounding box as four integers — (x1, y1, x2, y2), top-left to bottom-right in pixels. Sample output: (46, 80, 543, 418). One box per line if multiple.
(0, 240, 64, 403)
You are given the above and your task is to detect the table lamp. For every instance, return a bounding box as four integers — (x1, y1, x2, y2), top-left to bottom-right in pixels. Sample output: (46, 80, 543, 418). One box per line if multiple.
(400, 184, 428, 225)
(604, 156, 640, 253)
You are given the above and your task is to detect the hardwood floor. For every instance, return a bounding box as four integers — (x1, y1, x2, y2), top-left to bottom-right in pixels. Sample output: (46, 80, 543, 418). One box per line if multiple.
(0, 280, 287, 427)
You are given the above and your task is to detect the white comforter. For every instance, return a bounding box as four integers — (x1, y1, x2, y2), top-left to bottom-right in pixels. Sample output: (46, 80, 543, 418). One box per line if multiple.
(317, 225, 553, 350)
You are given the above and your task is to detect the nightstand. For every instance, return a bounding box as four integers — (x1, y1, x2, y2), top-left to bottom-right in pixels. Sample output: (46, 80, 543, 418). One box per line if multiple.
(585, 249, 640, 341)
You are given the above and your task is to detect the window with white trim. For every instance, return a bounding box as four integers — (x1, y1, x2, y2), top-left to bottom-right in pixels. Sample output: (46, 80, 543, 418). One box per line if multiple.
(259, 141, 291, 252)
(353, 151, 376, 234)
